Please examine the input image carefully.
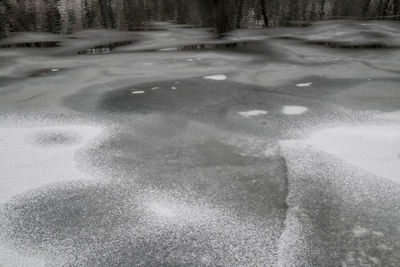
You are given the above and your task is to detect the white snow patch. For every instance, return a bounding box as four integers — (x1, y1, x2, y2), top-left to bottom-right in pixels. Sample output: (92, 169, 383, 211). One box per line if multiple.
(187, 58, 194, 62)
(151, 87, 160, 90)
(282, 105, 308, 115)
(238, 110, 268, 118)
(171, 87, 177, 90)
(141, 62, 152, 66)
(131, 90, 145, 94)
(0, 124, 103, 204)
(204, 74, 227, 81)
(196, 58, 202, 60)
(50, 68, 59, 72)
(175, 81, 180, 84)
(305, 125, 400, 183)
(296, 82, 312, 87)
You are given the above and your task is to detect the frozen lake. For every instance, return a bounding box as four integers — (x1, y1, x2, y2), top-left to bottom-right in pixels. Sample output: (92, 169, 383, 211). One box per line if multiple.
(0, 20, 400, 266)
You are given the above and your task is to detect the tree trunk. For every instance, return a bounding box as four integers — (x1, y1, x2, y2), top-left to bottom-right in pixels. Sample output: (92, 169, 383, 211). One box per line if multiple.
(260, 0, 269, 26)
(236, 0, 244, 28)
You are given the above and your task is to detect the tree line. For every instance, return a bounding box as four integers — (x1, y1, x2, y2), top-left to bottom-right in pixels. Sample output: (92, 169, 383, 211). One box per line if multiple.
(1, 0, 400, 37)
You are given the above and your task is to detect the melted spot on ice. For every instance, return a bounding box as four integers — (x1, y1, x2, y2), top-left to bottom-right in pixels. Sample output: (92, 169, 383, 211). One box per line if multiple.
(296, 82, 312, 87)
(0, 124, 103, 204)
(238, 110, 268, 118)
(306, 125, 400, 183)
(131, 90, 145, 94)
(204, 74, 227, 81)
(282, 105, 308, 115)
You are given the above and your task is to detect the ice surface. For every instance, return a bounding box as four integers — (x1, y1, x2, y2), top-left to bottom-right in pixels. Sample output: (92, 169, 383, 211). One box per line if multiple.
(305, 125, 400, 183)
(0, 124, 103, 203)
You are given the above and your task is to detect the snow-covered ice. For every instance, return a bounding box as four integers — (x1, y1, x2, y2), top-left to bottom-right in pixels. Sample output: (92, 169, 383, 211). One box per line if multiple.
(282, 106, 308, 115)
(238, 110, 268, 118)
(204, 74, 227, 81)
(0, 124, 103, 204)
(305, 125, 400, 183)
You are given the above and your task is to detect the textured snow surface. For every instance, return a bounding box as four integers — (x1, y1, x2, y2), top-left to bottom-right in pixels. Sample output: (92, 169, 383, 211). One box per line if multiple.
(0, 124, 103, 203)
(305, 125, 400, 183)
